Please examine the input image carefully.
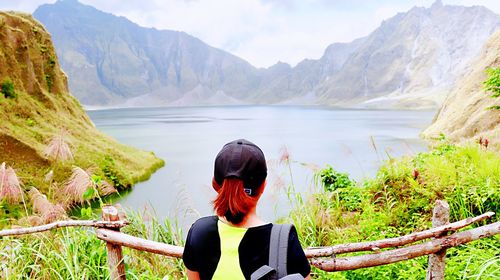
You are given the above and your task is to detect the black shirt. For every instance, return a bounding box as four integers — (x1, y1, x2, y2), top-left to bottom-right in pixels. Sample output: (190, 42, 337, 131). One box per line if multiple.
(183, 216, 311, 279)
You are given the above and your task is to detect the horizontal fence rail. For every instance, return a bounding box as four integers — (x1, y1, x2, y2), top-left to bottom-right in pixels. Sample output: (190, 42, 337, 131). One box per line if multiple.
(304, 211, 495, 257)
(310, 221, 500, 271)
(0, 220, 129, 237)
(0, 200, 498, 280)
(96, 228, 183, 258)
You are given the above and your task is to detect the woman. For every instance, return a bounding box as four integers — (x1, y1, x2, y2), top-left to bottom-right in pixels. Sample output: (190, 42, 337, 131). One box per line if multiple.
(183, 139, 311, 279)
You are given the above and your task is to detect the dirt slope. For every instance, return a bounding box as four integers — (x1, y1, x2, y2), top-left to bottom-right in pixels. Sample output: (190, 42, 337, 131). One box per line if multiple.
(422, 31, 500, 147)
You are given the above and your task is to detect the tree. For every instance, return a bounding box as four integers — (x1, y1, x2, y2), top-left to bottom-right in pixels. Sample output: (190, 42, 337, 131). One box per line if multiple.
(483, 68, 500, 110)
(1, 78, 16, 99)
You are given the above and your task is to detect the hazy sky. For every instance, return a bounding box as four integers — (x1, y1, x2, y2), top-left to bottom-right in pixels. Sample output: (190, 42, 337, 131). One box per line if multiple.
(1, 0, 499, 67)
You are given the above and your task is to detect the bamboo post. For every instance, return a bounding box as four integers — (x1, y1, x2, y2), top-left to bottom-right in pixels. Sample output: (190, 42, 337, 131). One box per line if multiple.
(426, 200, 450, 280)
(102, 205, 126, 280)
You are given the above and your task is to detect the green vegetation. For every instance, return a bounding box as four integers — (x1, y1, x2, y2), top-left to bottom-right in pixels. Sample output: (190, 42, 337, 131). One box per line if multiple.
(484, 67, 500, 110)
(318, 165, 355, 191)
(0, 11, 164, 227)
(287, 141, 499, 279)
(25, 118, 35, 127)
(0, 13, 497, 278)
(44, 74, 53, 92)
(484, 68, 500, 98)
(1, 141, 497, 279)
(0, 210, 184, 279)
(316, 166, 362, 212)
(1, 78, 17, 99)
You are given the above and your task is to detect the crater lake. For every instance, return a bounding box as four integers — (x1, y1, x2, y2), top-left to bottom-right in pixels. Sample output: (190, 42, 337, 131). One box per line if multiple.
(87, 106, 435, 227)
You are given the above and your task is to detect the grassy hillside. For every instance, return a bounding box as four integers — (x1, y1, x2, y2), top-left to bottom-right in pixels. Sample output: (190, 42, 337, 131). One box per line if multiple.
(0, 12, 163, 223)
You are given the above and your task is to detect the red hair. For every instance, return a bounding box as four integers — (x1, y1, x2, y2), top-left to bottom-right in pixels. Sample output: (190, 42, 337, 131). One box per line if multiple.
(212, 178, 263, 224)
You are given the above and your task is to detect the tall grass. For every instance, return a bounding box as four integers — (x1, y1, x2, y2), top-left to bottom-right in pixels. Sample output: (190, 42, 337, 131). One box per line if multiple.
(0, 208, 184, 280)
(287, 141, 500, 279)
(0, 142, 498, 279)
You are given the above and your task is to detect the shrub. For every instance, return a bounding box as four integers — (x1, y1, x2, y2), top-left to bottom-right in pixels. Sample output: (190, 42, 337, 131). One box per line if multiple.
(484, 68, 500, 98)
(315, 166, 362, 212)
(101, 155, 131, 191)
(318, 165, 355, 191)
(45, 74, 53, 92)
(1, 78, 17, 99)
(484, 67, 500, 109)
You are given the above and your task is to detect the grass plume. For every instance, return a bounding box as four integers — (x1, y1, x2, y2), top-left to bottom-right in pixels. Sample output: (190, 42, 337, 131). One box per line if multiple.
(29, 187, 66, 223)
(0, 162, 23, 204)
(97, 180, 117, 196)
(63, 167, 94, 205)
(44, 170, 54, 183)
(44, 129, 73, 162)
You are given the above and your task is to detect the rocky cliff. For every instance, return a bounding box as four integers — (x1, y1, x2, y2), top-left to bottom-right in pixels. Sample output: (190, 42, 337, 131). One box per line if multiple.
(314, 0, 500, 108)
(422, 31, 500, 146)
(33, 0, 500, 108)
(0, 12, 163, 206)
(34, 0, 260, 106)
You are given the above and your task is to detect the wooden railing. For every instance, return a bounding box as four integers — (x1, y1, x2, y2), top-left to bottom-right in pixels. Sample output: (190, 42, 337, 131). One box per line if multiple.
(0, 200, 498, 280)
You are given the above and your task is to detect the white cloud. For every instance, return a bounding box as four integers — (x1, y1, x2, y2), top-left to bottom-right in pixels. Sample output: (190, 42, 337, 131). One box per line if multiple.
(0, 0, 499, 67)
(0, 0, 55, 12)
(83, 0, 273, 54)
(94, 0, 381, 67)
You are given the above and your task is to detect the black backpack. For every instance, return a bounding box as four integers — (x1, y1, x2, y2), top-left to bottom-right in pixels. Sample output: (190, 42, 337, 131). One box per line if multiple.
(250, 224, 305, 280)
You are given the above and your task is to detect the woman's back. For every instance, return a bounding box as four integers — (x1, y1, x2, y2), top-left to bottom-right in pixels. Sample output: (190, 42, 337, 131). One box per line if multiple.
(183, 139, 310, 279)
(183, 216, 309, 279)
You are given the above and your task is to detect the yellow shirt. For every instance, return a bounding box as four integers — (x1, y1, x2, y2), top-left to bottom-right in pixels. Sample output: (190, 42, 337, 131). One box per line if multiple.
(212, 220, 248, 279)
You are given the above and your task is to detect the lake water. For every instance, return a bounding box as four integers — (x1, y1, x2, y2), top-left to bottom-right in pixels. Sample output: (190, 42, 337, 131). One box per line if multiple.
(87, 106, 435, 227)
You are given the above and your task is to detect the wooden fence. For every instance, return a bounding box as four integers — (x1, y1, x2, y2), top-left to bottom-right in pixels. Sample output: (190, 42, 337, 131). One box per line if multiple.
(0, 200, 498, 280)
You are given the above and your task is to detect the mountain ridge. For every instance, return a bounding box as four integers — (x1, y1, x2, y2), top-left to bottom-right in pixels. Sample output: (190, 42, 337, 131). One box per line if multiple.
(33, 0, 500, 108)
(315, 2, 500, 108)
(34, 0, 261, 105)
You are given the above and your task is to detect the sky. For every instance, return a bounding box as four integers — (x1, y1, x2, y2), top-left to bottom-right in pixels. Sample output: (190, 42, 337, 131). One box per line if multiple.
(1, 0, 499, 68)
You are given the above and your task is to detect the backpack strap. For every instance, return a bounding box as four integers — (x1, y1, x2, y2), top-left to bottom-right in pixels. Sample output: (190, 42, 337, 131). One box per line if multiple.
(269, 224, 293, 279)
(250, 265, 276, 280)
(280, 274, 305, 280)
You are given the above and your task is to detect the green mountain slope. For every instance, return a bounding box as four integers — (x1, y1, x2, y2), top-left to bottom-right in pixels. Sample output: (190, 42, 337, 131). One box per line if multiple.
(0, 11, 163, 210)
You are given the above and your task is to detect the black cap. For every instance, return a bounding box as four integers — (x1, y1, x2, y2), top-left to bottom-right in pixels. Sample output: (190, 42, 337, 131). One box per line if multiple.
(214, 139, 267, 196)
